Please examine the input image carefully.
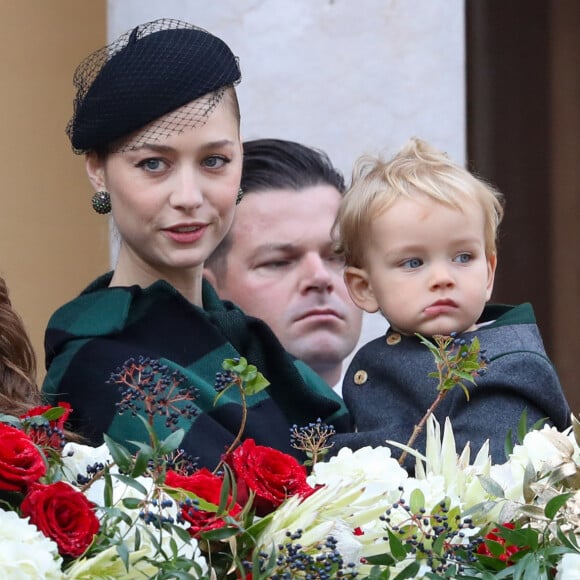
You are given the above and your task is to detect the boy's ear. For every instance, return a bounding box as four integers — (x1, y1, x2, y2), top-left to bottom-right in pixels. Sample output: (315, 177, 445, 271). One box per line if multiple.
(85, 152, 106, 192)
(485, 253, 498, 301)
(344, 266, 380, 313)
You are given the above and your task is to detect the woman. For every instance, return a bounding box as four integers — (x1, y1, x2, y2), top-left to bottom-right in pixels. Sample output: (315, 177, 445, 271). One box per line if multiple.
(42, 19, 350, 468)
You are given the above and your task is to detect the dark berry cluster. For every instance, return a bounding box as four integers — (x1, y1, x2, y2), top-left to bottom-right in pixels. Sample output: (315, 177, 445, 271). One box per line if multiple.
(164, 448, 199, 476)
(248, 531, 358, 579)
(450, 333, 489, 376)
(27, 423, 67, 449)
(214, 370, 238, 393)
(109, 356, 199, 430)
(75, 461, 105, 486)
(380, 495, 482, 574)
(138, 496, 176, 529)
(290, 418, 336, 460)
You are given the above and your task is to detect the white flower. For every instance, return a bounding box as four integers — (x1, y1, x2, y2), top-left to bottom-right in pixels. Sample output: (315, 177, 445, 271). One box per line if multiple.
(309, 445, 408, 495)
(510, 425, 575, 474)
(87, 471, 208, 577)
(555, 553, 580, 580)
(61, 442, 113, 485)
(0, 508, 63, 579)
(61, 446, 208, 578)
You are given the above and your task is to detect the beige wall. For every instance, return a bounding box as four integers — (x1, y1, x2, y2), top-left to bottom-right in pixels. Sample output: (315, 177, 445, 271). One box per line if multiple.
(0, 1, 108, 382)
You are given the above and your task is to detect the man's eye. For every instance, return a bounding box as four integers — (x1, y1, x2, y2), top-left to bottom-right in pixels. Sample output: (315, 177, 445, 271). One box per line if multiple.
(454, 253, 471, 263)
(259, 260, 291, 269)
(402, 258, 422, 269)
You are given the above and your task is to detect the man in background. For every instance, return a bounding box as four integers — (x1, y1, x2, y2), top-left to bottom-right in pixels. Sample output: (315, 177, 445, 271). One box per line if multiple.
(205, 138, 362, 390)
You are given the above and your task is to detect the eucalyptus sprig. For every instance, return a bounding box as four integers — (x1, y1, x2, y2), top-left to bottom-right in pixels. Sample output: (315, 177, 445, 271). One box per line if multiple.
(398, 333, 488, 466)
(212, 357, 270, 472)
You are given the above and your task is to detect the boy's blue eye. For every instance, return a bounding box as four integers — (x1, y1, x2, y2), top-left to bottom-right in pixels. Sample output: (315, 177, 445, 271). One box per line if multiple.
(454, 253, 471, 263)
(403, 258, 422, 269)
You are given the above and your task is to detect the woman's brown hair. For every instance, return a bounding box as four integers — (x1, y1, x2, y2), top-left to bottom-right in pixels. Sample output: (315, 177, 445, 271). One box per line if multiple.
(0, 277, 42, 416)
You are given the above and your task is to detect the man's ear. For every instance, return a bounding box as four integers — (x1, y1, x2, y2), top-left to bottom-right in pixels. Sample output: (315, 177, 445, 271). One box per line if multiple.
(85, 152, 106, 192)
(344, 267, 380, 313)
(485, 252, 498, 301)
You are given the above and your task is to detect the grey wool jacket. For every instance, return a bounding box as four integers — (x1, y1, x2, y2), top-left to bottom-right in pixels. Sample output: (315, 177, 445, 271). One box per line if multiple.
(332, 303, 571, 471)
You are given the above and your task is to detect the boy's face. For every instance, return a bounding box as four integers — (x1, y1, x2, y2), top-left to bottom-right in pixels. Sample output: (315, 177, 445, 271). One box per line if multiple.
(344, 194, 497, 336)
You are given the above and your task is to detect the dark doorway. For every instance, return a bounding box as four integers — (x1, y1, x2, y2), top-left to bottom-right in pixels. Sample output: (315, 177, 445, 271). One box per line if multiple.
(466, 0, 580, 413)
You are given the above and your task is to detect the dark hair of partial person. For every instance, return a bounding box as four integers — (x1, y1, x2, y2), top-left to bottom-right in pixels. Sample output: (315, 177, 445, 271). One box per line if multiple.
(206, 138, 346, 279)
(0, 277, 42, 415)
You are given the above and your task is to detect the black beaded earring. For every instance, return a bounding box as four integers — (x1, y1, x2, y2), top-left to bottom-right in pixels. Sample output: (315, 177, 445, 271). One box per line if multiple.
(235, 187, 244, 205)
(91, 191, 111, 214)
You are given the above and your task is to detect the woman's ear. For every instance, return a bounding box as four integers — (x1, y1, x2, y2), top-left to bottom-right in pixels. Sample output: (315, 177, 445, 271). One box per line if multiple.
(344, 267, 380, 313)
(85, 152, 106, 192)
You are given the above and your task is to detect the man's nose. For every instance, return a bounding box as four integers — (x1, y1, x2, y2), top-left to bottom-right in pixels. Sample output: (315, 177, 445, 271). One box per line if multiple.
(300, 253, 334, 292)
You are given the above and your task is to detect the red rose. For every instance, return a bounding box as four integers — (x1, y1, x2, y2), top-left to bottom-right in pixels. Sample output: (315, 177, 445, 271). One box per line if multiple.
(21, 402, 72, 448)
(166, 468, 242, 537)
(226, 439, 314, 516)
(0, 422, 46, 491)
(477, 523, 524, 566)
(21, 481, 99, 557)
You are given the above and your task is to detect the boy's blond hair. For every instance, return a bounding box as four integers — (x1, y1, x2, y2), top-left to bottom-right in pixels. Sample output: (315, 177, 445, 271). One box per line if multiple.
(333, 137, 505, 268)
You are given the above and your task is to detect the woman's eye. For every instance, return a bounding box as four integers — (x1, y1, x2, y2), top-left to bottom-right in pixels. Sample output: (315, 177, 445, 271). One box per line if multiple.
(402, 258, 423, 269)
(137, 158, 166, 172)
(454, 253, 471, 263)
(203, 155, 229, 169)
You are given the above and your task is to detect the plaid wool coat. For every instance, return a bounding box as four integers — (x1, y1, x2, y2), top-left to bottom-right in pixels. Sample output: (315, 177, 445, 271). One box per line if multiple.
(43, 273, 351, 469)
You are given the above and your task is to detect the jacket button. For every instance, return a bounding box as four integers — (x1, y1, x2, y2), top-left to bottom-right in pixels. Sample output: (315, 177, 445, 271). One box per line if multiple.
(386, 332, 401, 345)
(353, 370, 368, 385)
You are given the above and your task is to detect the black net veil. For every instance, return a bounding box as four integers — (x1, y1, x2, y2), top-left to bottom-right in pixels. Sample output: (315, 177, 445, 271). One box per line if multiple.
(66, 18, 241, 154)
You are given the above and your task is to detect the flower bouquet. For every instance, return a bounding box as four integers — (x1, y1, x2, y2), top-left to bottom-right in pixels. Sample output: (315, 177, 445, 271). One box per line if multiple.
(1, 339, 579, 579)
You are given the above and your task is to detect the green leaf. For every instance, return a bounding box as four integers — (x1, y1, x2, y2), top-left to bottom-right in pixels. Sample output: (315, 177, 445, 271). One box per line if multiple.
(393, 561, 421, 580)
(498, 525, 539, 551)
(409, 488, 425, 514)
(131, 450, 150, 478)
(517, 408, 529, 443)
(545, 492, 573, 520)
(126, 439, 155, 456)
(40, 406, 68, 421)
(387, 529, 407, 561)
(200, 525, 240, 542)
(415, 333, 441, 357)
(158, 429, 185, 455)
(504, 428, 514, 458)
(243, 372, 270, 395)
(477, 474, 505, 498)
(112, 472, 149, 496)
(454, 370, 477, 383)
(121, 497, 142, 509)
(116, 541, 130, 571)
(223, 356, 248, 372)
(104, 433, 134, 472)
(363, 553, 398, 566)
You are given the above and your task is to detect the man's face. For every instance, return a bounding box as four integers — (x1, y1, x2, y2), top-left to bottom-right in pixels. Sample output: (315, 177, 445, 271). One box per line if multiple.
(208, 186, 362, 382)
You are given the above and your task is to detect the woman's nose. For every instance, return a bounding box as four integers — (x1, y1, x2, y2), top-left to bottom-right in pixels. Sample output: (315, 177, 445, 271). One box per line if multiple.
(169, 169, 203, 210)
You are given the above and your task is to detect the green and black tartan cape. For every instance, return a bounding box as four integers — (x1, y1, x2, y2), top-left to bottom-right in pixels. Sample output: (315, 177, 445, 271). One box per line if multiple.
(43, 273, 351, 469)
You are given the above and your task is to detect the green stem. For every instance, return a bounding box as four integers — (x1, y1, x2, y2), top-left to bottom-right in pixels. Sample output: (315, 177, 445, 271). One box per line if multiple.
(398, 390, 448, 466)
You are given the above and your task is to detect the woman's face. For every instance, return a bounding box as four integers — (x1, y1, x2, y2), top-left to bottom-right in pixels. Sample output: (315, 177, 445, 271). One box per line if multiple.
(87, 94, 242, 284)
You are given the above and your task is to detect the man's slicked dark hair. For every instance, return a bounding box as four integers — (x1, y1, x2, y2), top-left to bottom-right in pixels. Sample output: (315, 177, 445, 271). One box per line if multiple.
(205, 138, 345, 279)
(240, 138, 346, 194)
